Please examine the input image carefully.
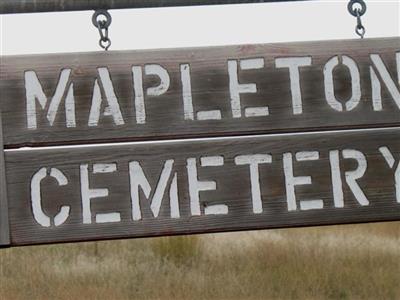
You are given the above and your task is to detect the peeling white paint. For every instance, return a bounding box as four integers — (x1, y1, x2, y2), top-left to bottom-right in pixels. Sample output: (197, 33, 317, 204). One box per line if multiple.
(235, 154, 272, 214)
(342, 149, 369, 206)
(25, 69, 75, 129)
(324, 56, 361, 112)
(31, 167, 70, 227)
(187, 157, 227, 216)
(80, 163, 121, 224)
(88, 68, 124, 127)
(283, 151, 323, 211)
(370, 53, 400, 111)
(379, 146, 400, 203)
(129, 159, 179, 220)
(275, 57, 312, 115)
(228, 58, 266, 118)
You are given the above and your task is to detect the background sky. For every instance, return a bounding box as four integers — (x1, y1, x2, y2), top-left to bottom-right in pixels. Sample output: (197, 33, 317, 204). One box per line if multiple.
(1, 0, 399, 55)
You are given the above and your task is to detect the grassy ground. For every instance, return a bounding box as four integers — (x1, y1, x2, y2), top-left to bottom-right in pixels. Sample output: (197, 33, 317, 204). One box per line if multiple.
(1, 222, 399, 300)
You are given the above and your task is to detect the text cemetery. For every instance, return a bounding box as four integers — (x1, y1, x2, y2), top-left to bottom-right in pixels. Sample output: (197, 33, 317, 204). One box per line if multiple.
(29, 144, 399, 227)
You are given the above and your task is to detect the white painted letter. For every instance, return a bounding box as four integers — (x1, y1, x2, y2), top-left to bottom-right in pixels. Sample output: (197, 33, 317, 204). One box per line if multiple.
(145, 64, 170, 96)
(275, 57, 312, 114)
(228, 58, 268, 118)
(132, 65, 171, 124)
(80, 163, 121, 224)
(187, 156, 228, 216)
(370, 53, 400, 111)
(324, 56, 361, 112)
(25, 69, 75, 129)
(88, 68, 125, 127)
(31, 167, 70, 227)
(329, 150, 344, 208)
(180, 64, 222, 121)
(342, 149, 369, 206)
(181, 64, 194, 120)
(283, 152, 324, 211)
(132, 66, 145, 124)
(129, 160, 179, 220)
(379, 146, 400, 203)
(235, 154, 272, 214)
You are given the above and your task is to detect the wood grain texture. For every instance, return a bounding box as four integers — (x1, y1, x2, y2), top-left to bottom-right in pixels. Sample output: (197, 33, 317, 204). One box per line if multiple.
(1, 38, 399, 148)
(5, 127, 400, 246)
(0, 0, 313, 14)
(0, 112, 10, 247)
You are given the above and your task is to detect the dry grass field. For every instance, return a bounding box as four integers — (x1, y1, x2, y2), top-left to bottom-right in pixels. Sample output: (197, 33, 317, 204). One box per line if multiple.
(0, 222, 399, 300)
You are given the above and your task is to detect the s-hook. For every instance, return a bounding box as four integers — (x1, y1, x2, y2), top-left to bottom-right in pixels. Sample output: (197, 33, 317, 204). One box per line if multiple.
(92, 9, 112, 51)
(348, 0, 367, 39)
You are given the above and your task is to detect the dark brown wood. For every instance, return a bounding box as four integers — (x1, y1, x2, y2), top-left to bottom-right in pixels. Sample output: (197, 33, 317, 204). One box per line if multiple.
(1, 38, 399, 149)
(1, 37, 399, 247)
(0, 111, 10, 247)
(0, 0, 314, 14)
(5, 127, 400, 246)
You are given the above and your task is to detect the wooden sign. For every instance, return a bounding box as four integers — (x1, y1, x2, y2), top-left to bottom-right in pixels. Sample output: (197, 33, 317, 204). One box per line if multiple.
(5, 128, 400, 246)
(0, 37, 399, 247)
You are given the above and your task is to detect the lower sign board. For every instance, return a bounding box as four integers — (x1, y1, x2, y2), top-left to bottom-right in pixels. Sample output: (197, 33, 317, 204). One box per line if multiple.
(3, 127, 399, 246)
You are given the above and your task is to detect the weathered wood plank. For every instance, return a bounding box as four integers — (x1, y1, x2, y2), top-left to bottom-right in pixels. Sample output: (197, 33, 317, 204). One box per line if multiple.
(0, 111, 10, 247)
(1, 38, 399, 148)
(0, 0, 313, 14)
(5, 127, 400, 246)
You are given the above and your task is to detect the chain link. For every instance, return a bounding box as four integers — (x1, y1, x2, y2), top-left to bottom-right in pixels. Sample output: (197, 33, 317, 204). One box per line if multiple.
(355, 8, 365, 39)
(92, 10, 112, 51)
(348, 0, 367, 39)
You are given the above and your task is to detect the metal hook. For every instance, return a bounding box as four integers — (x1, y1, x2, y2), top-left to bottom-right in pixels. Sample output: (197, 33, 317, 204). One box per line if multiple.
(92, 10, 112, 51)
(99, 39, 112, 51)
(355, 9, 365, 39)
(348, 0, 367, 39)
(348, 0, 367, 17)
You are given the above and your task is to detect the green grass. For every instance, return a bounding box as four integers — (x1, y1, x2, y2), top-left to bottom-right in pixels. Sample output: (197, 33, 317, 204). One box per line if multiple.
(1, 222, 399, 300)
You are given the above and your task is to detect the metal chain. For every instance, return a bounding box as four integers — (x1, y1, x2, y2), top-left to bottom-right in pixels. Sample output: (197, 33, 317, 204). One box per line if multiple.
(348, 0, 367, 39)
(92, 9, 112, 51)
